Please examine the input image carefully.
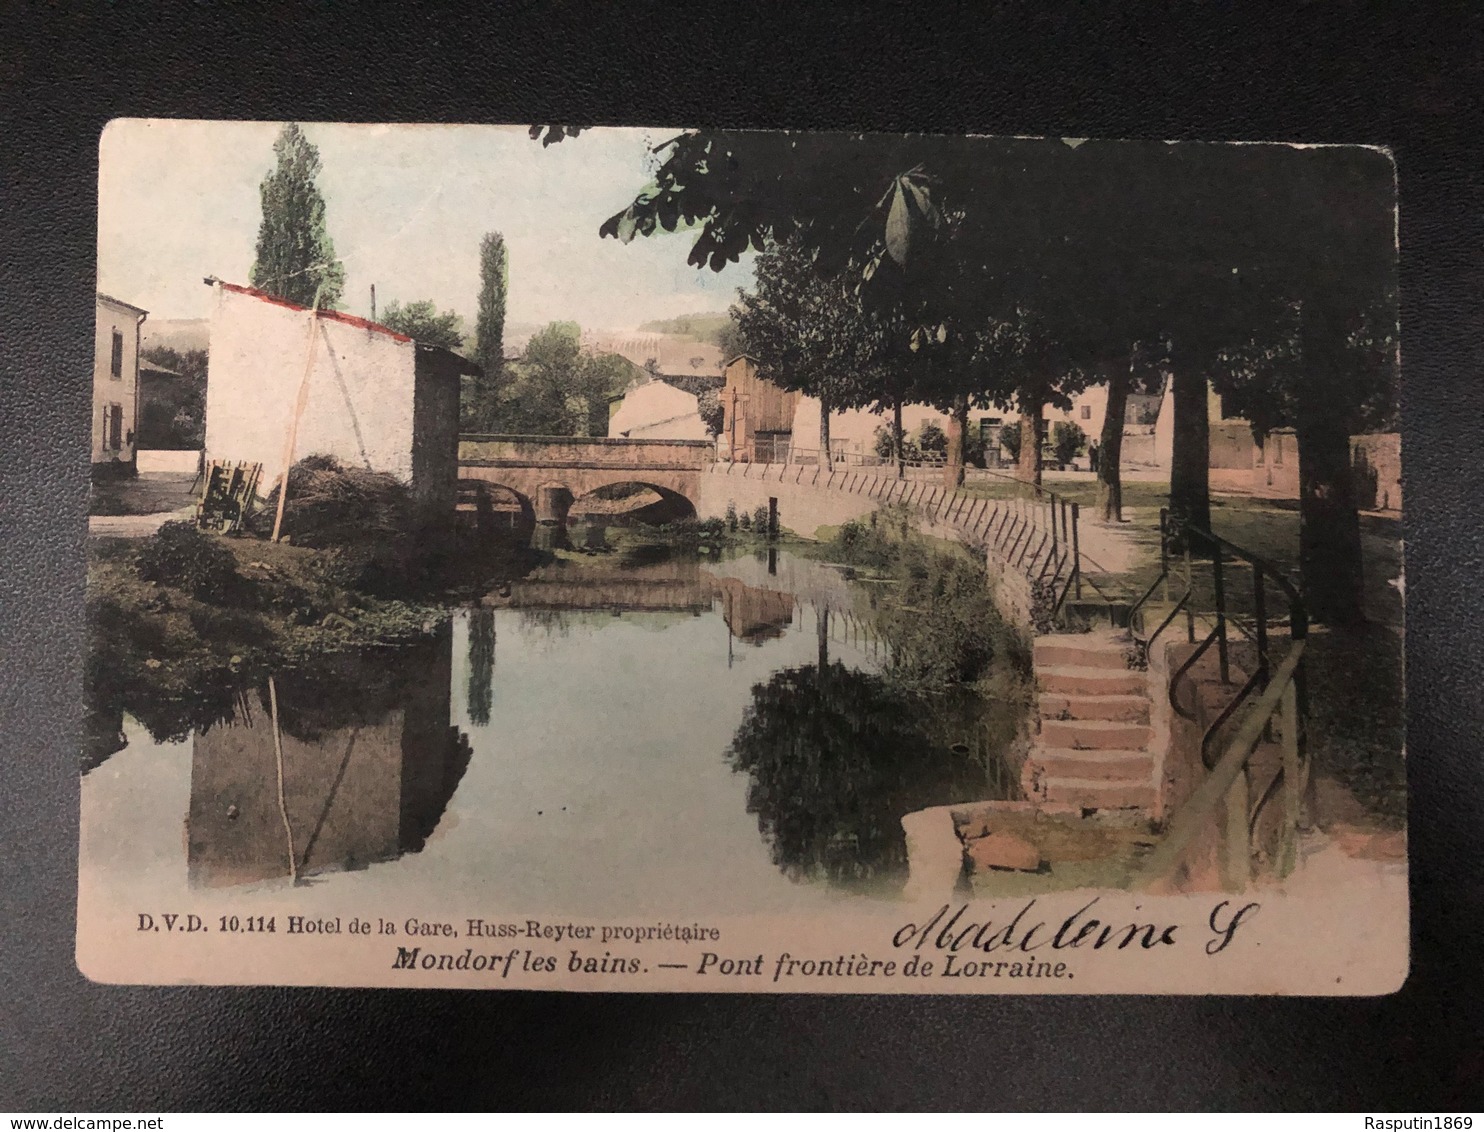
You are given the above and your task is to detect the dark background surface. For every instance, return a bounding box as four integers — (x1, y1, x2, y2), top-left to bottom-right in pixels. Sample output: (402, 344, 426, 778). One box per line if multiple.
(3, 1, 1482, 1111)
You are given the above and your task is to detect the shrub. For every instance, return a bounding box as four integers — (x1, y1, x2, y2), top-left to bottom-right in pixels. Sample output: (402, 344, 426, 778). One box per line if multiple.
(725, 501, 738, 531)
(872, 425, 894, 460)
(752, 505, 770, 535)
(1052, 421, 1086, 466)
(135, 521, 240, 602)
(917, 421, 948, 458)
(829, 517, 896, 572)
(999, 423, 1022, 462)
(872, 425, 920, 464)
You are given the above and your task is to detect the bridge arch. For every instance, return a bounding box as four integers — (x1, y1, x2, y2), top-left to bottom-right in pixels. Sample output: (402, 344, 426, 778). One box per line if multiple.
(456, 477, 535, 536)
(459, 435, 711, 528)
(569, 481, 698, 526)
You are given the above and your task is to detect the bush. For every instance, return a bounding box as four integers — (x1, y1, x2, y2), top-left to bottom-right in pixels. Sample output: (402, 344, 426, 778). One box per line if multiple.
(999, 423, 1022, 462)
(872, 425, 893, 460)
(725, 501, 738, 532)
(830, 518, 895, 571)
(872, 425, 920, 464)
(752, 505, 771, 535)
(917, 421, 948, 458)
(654, 516, 727, 541)
(1052, 421, 1086, 466)
(135, 521, 239, 602)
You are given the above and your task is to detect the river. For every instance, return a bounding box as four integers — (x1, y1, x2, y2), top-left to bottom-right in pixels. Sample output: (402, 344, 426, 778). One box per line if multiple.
(81, 532, 1022, 918)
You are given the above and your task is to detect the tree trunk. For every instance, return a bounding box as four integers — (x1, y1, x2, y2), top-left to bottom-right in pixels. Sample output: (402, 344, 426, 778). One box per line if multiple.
(818, 393, 832, 468)
(1168, 357, 1211, 535)
(817, 605, 830, 671)
(1097, 355, 1132, 522)
(893, 398, 905, 479)
(1298, 304, 1366, 626)
(944, 394, 968, 488)
(1018, 398, 1042, 487)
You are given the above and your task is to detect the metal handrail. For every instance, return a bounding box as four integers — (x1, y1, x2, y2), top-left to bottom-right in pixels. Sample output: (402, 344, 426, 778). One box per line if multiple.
(1130, 512, 1310, 889)
(1131, 640, 1308, 888)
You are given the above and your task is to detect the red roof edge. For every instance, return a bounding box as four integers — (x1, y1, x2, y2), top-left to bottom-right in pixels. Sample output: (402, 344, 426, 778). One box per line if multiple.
(215, 281, 414, 343)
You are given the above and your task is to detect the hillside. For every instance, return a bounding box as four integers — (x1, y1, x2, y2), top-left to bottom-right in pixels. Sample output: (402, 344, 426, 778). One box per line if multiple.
(636, 312, 732, 341)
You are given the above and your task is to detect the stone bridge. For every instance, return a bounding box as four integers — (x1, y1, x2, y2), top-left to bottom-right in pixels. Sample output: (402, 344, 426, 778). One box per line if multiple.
(458, 435, 713, 524)
(457, 436, 1080, 632)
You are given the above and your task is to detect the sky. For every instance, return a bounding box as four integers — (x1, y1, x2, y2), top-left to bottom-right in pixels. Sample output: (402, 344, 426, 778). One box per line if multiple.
(97, 121, 755, 332)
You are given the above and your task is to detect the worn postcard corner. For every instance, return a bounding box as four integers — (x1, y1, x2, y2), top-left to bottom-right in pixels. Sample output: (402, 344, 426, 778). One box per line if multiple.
(81, 122, 1406, 995)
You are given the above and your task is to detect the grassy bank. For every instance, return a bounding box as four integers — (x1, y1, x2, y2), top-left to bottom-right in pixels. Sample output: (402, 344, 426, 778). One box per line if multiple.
(86, 530, 452, 750)
(809, 507, 1032, 698)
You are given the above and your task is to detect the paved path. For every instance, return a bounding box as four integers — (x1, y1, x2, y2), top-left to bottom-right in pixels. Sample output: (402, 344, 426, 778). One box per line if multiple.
(87, 508, 193, 538)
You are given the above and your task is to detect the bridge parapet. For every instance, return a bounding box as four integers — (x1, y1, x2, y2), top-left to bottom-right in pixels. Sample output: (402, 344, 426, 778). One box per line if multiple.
(460, 434, 713, 470)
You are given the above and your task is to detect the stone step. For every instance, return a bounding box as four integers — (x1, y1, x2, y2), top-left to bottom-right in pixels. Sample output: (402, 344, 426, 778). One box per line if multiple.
(1039, 719, 1153, 751)
(1028, 746, 1154, 780)
(1038, 692, 1151, 723)
(1060, 598, 1134, 630)
(1038, 775, 1156, 812)
(1033, 634, 1134, 670)
(1035, 665, 1148, 696)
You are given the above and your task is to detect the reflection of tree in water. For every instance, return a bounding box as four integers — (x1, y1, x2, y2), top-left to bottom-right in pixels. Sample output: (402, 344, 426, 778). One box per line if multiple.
(83, 594, 243, 771)
(516, 607, 574, 639)
(467, 607, 496, 726)
(727, 662, 991, 888)
(616, 541, 677, 569)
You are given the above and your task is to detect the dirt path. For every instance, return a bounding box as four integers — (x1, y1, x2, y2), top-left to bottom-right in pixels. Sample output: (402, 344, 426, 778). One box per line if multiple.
(87, 508, 193, 539)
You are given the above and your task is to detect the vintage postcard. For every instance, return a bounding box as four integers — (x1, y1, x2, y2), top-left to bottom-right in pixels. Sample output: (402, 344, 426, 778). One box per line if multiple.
(80, 122, 1406, 994)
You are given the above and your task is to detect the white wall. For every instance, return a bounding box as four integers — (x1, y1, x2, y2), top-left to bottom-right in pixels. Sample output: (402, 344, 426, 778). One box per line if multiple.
(1045, 385, 1107, 442)
(137, 450, 201, 474)
(93, 296, 143, 465)
(204, 285, 420, 492)
(608, 379, 709, 440)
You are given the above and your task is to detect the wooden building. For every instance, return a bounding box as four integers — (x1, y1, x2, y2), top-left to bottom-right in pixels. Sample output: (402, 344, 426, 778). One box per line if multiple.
(720, 355, 799, 462)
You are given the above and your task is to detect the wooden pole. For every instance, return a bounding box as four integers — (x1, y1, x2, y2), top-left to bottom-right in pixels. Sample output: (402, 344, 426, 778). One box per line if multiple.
(271, 290, 325, 543)
(268, 675, 299, 884)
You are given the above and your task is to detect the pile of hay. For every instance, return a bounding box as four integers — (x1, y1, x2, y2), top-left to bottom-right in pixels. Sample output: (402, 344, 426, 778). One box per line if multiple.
(248, 455, 411, 549)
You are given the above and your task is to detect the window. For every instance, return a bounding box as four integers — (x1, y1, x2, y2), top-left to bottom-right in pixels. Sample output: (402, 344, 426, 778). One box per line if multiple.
(107, 404, 123, 451)
(110, 329, 123, 379)
(1080, 405, 1092, 420)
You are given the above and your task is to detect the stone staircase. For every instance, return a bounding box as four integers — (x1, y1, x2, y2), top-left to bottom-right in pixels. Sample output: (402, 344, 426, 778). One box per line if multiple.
(1025, 629, 1157, 813)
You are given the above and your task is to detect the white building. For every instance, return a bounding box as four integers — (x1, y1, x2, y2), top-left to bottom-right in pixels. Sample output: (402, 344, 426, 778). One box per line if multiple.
(93, 293, 148, 474)
(608, 374, 723, 441)
(203, 281, 474, 512)
(609, 377, 708, 440)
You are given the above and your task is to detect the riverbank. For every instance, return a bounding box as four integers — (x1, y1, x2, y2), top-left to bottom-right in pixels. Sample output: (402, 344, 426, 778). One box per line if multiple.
(83, 523, 535, 765)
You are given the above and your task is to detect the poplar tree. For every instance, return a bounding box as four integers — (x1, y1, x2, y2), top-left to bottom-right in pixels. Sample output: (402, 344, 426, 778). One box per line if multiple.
(466, 232, 509, 430)
(249, 123, 345, 309)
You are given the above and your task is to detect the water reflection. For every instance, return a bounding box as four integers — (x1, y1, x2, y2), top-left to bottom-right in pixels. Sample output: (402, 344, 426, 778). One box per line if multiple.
(186, 628, 471, 888)
(467, 608, 496, 727)
(87, 536, 1022, 906)
(726, 608, 997, 889)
